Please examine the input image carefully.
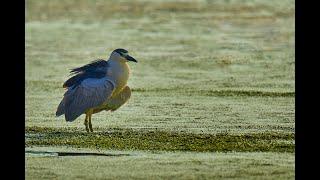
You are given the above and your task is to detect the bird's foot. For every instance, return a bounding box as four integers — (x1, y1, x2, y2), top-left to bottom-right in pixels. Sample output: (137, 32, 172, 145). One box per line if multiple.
(85, 126, 90, 133)
(84, 122, 90, 133)
(89, 124, 94, 132)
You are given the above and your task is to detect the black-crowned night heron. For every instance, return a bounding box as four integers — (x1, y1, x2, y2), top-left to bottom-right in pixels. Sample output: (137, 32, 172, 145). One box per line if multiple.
(56, 48, 137, 132)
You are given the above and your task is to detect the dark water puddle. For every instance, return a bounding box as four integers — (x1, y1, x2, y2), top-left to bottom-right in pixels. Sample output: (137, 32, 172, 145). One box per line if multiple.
(25, 150, 131, 157)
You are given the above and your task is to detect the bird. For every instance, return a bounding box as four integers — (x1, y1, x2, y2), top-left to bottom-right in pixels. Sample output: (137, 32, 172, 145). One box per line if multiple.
(56, 48, 137, 132)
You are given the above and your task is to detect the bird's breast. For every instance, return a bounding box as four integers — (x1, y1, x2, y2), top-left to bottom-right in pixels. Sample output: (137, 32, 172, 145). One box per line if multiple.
(108, 62, 130, 96)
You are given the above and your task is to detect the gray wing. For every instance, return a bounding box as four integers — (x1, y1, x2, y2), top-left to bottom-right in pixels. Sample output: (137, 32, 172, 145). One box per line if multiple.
(59, 77, 115, 122)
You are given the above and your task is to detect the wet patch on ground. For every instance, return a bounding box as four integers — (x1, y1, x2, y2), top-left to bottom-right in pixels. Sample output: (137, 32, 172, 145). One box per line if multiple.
(26, 150, 131, 157)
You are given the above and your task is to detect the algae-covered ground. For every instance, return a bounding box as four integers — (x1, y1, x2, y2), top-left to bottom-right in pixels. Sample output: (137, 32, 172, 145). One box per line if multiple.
(26, 0, 295, 179)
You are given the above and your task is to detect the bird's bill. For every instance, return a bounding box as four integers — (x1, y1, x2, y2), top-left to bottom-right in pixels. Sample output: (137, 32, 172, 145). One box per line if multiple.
(125, 55, 138, 63)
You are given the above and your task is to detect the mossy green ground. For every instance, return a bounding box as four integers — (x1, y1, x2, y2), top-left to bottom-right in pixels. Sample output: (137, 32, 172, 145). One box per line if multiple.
(26, 0, 295, 179)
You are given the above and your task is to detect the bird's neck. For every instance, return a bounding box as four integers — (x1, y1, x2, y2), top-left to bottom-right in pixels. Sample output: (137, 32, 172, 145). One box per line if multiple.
(108, 60, 130, 94)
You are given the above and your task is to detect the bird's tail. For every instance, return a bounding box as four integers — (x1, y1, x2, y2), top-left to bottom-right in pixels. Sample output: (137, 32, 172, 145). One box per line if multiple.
(56, 98, 65, 117)
(56, 89, 81, 122)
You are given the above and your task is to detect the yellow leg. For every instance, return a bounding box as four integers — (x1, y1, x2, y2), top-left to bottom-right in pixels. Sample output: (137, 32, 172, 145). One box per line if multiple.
(84, 114, 89, 133)
(88, 111, 94, 133)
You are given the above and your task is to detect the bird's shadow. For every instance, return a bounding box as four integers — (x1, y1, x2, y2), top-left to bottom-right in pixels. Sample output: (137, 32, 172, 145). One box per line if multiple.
(25, 150, 131, 157)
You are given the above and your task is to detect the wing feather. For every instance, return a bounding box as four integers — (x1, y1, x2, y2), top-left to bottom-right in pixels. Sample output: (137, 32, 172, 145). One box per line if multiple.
(62, 77, 115, 122)
(63, 59, 109, 88)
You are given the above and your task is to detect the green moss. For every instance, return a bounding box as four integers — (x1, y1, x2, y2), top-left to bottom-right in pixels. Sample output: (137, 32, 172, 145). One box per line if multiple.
(132, 88, 295, 97)
(26, 127, 294, 153)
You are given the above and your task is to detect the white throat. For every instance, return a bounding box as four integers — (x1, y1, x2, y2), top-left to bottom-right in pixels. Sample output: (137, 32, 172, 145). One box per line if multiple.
(107, 59, 130, 94)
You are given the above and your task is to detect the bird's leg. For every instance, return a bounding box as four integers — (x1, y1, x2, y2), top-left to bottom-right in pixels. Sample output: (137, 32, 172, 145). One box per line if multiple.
(88, 111, 94, 132)
(84, 114, 89, 133)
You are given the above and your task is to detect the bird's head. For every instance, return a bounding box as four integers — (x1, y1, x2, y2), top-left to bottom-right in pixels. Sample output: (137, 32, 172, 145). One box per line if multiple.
(110, 48, 138, 63)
